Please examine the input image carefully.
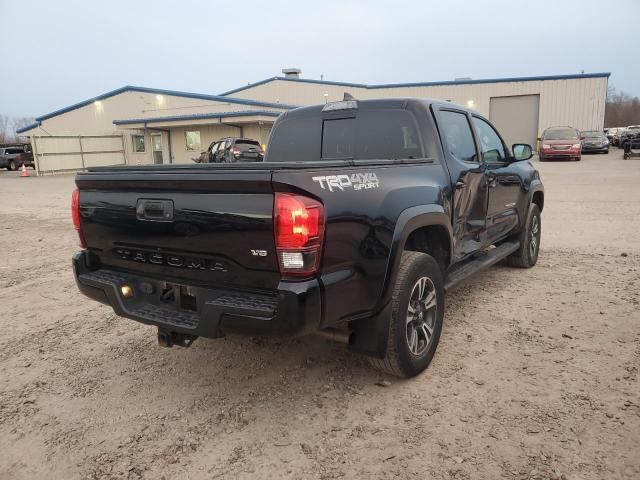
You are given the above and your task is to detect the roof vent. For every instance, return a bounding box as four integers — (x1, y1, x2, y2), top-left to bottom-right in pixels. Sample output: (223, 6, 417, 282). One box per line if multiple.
(282, 68, 301, 79)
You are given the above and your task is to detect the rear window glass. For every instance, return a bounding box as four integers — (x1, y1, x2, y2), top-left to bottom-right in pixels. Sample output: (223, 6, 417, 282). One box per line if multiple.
(235, 140, 261, 150)
(267, 109, 422, 162)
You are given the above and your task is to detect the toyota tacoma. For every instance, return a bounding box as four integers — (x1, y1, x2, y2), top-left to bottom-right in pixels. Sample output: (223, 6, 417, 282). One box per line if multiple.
(72, 97, 544, 378)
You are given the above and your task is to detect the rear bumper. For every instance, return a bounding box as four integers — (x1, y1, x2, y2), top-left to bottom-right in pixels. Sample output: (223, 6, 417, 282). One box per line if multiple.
(73, 250, 322, 338)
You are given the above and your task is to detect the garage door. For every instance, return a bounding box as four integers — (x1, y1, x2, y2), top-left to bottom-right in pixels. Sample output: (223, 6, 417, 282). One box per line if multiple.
(489, 95, 540, 148)
(32, 135, 125, 174)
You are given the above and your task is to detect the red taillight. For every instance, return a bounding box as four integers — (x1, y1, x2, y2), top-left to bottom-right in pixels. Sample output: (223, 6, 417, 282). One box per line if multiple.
(274, 192, 324, 276)
(71, 188, 87, 248)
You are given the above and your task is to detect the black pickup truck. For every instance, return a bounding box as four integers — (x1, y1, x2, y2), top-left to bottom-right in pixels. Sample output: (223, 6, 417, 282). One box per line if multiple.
(72, 97, 544, 378)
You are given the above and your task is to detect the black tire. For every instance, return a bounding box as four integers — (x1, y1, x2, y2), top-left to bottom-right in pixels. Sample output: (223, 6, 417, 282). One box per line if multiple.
(8, 160, 16, 171)
(368, 251, 445, 378)
(575, 156, 581, 161)
(507, 204, 541, 268)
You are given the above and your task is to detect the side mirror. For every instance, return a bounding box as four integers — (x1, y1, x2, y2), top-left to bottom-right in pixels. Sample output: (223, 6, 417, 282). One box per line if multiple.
(512, 143, 533, 161)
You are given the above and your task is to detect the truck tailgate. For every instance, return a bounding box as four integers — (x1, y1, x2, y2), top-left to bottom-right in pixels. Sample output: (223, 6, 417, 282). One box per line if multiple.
(76, 170, 280, 290)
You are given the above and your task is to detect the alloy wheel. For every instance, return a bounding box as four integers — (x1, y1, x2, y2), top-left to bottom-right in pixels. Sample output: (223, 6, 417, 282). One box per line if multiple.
(529, 215, 539, 258)
(406, 277, 437, 357)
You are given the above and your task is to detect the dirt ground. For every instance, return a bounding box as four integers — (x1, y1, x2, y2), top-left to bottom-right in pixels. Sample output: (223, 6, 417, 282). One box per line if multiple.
(1, 152, 639, 480)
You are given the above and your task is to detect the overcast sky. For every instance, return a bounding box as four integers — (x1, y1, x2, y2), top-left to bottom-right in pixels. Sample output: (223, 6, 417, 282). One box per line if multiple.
(1, 0, 638, 118)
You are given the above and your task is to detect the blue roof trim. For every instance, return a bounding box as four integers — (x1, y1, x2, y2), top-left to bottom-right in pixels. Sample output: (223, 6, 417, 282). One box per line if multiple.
(220, 72, 611, 95)
(113, 110, 282, 125)
(33, 86, 296, 124)
(219, 76, 368, 95)
(219, 77, 284, 96)
(16, 121, 41, 134)
(370, 72, 611, 89)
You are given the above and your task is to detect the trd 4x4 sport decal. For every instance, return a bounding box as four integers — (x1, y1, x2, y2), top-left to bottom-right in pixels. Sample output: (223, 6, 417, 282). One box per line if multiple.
(312, 173, 379, 192)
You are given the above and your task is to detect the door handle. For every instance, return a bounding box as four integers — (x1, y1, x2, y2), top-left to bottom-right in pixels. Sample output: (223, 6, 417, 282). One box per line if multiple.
(487, 174, 498, 188)
(136, 199, 174, 222)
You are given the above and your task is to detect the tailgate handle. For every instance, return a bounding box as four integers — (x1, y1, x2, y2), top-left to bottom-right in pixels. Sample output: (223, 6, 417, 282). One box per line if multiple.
(136, 199, 174, 222)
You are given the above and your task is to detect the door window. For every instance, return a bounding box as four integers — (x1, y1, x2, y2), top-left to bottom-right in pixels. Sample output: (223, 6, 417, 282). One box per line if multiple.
(132, 135, 145, 153)
(185, 130, 201, 151)
(438, 110, 478, 163)
(151, 134, 163, 164)
(472, 117, 507, 163)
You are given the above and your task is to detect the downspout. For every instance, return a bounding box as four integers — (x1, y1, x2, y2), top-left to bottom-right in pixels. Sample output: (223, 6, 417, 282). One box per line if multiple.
(219, 118, 244, 137)
(144, 122, 173, 163)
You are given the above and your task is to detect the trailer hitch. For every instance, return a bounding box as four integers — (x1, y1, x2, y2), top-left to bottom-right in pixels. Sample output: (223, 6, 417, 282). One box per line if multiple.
(157, 328, 198, 348)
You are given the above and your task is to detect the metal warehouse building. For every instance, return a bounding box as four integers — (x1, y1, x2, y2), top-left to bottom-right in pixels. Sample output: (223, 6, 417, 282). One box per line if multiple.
(17, 69, 609, 174)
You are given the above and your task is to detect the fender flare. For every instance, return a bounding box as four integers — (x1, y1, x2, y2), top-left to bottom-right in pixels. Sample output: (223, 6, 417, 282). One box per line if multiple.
(527, 180, 544, 211)
(380, 204, 452, 308)
(349, 204, 452, 358)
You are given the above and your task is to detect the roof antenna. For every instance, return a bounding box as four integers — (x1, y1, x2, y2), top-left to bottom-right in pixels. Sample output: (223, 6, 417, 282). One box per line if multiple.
(343, 92, 356, 101)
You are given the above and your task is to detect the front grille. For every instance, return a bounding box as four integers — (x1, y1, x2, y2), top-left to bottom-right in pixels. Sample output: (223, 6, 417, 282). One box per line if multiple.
(552, 145, 571, 151)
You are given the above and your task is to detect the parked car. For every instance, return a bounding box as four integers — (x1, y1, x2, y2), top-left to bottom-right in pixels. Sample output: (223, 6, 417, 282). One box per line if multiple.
(196, 137, 264, 163)
(72, 97, 544, 378)
(539, 127, 582, 161)
(620, 125, 640, 145)
(580, 130, 609, 154)
(0, 144, 34, 170)
(612, 128, 627, 147)
(606, 128, 618, 144)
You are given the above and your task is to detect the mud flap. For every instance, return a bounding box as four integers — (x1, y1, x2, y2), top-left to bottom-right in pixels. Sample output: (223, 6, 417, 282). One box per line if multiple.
(348, 301, 392, 359)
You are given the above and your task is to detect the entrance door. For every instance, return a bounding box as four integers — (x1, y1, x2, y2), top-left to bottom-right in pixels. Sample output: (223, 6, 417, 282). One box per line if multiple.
(151, 133, 163, 164)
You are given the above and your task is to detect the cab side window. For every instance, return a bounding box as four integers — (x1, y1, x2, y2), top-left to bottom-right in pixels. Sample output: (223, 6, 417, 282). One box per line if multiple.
(438, 110, 478, 163)
(472, 117, 506, 164)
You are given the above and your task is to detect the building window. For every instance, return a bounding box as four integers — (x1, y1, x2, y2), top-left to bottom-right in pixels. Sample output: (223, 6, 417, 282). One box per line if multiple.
(132, 135, 145, 153)
(185, 131, 201, 151)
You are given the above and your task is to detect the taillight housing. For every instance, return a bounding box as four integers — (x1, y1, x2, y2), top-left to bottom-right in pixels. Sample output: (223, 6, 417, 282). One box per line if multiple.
(274, 192, 325, 277)
(71, 188, 87, 248)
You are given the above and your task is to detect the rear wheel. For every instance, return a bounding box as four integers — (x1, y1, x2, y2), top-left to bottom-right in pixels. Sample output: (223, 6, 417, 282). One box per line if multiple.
(8, 160, 16, 171)
(507, 204, 541, 268)
(368, 251, 444, 378)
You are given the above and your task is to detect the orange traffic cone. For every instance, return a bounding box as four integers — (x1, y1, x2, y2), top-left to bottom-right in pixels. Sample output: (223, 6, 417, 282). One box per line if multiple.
(20, 164, 30, 177)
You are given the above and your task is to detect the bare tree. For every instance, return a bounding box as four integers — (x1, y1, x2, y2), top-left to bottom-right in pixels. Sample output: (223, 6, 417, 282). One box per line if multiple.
(605, 87, 640, 127)
(0, 114, 35, 143)
(0, 114, 10, 143)
(11, 117, 35, 139)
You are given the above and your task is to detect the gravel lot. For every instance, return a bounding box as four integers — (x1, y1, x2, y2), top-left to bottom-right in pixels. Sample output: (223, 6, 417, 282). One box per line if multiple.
(1, 153, 639, 480)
